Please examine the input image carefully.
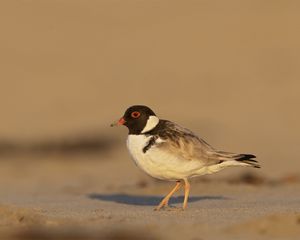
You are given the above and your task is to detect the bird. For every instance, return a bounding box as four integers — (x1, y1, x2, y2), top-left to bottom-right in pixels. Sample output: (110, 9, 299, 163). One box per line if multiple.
(111, 105, 260, 210)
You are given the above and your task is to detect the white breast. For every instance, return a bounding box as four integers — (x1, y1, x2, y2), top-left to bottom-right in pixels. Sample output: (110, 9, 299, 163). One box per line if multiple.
(126, 134, 154, 175)
(126, 134, 209, 181)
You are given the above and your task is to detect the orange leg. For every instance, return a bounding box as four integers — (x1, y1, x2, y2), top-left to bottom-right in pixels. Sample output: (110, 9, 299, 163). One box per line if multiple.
(155, 181, 182, 211)
(182, 179, 190, 210)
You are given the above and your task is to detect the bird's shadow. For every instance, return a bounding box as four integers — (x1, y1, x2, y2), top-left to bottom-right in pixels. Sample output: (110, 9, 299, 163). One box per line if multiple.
(87, 193, 227, 206)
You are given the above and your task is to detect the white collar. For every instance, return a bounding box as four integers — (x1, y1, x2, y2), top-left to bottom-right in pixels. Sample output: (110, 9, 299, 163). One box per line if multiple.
(141, 116, 159, 133)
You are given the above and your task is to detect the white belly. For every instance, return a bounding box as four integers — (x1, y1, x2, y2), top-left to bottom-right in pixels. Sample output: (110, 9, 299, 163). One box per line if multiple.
(126, 135, 209, 181)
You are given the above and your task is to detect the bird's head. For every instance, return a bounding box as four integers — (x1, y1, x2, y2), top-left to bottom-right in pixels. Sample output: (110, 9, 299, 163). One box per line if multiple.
(111, 105, 159, 134)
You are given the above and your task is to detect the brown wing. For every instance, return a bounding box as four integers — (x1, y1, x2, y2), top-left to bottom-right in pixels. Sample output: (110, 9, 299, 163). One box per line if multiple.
(155, 121, 221, 166)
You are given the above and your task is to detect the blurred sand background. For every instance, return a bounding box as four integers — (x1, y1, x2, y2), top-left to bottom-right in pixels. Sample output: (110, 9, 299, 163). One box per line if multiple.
(0, 0, 300, 239)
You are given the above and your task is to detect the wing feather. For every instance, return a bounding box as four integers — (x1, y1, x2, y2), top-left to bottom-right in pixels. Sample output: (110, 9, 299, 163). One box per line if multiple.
(154, 121, 220, 166)
(147, 120, 259, 169)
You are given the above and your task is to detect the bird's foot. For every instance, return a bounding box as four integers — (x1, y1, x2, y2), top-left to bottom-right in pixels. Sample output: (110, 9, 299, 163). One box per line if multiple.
(164, 205, 184, 211)
(154, 205, 184, 211)
(154, 199, 169, 211)
(154, 205, 167, 211)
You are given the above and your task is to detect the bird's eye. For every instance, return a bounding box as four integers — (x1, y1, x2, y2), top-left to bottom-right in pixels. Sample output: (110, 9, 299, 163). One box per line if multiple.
(131, 111, 141, 118)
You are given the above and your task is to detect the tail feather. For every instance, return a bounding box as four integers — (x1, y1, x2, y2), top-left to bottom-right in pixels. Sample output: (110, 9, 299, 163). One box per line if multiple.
(215, 152, 260, 168)
(235, 154, 260, 168)
(235, 154, 256, 161)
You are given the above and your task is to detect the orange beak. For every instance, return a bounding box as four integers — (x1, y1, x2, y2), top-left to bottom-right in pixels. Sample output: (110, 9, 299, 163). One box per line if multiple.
(110, 117, 126, 127)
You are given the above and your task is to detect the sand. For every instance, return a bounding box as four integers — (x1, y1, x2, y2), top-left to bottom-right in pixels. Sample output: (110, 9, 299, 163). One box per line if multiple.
(0, 151, 299, 240)
(0, 0, 300, 239)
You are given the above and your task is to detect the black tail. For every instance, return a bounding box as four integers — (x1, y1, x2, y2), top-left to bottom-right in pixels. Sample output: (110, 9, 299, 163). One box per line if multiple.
(215, 151, 260, 168)
(235, 154, 260, 168)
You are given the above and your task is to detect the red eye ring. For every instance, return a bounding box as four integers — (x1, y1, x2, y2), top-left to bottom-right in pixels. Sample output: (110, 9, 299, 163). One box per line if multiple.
(131, 111, 141, 118)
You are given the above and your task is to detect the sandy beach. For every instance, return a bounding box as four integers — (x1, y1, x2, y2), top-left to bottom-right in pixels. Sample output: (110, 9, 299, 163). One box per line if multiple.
(0, 153, 300, 240)
(1, 1, 300, 239)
